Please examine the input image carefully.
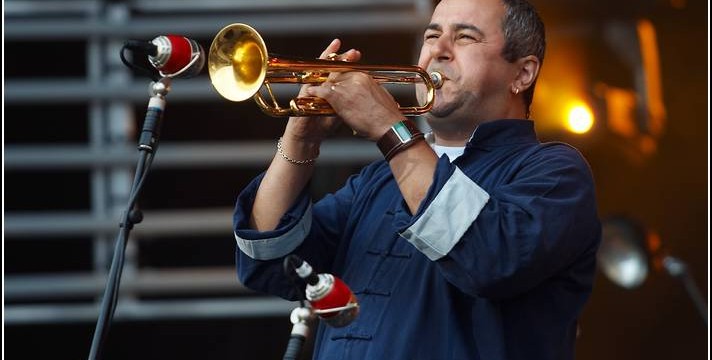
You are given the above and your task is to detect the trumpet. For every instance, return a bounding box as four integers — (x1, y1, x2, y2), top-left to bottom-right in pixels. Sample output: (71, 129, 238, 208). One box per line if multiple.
(208, 23, 443, 117)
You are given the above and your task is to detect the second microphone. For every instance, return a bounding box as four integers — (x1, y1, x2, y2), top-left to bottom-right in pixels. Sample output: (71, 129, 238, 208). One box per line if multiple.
(287, 255, 359, 328)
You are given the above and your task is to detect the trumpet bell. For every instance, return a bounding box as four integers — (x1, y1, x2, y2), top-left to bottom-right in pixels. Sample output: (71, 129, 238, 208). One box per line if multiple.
(209, 23, 268, 101)
(208, 23, 438, 117)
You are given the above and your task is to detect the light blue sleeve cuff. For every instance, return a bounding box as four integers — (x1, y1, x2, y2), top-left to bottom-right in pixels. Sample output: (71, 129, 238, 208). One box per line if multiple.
(234, 203, 312, 260)
(400, 168, 490, 260)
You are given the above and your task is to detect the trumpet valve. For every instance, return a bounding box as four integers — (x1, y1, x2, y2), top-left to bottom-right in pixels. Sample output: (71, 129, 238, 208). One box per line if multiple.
(299, 71, 328, 83)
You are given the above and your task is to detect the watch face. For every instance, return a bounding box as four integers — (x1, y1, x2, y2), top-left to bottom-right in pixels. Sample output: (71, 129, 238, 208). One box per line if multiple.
(392, 121, 413, 142)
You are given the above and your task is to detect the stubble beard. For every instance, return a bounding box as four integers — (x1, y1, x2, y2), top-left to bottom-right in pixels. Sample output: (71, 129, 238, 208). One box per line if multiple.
(424, 91, 479, 134)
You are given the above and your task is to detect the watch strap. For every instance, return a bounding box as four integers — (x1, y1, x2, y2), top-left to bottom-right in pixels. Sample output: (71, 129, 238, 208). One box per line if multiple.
(377, 119, 425, 161)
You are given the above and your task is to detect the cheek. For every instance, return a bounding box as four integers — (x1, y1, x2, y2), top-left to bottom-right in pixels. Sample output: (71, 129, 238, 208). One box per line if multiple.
(415, 83, 428, 106)
(463, 54, 512, 89)
(459, 65, 497, 93)
(417, 47, 430, 69)
(415, 49, 431, 103)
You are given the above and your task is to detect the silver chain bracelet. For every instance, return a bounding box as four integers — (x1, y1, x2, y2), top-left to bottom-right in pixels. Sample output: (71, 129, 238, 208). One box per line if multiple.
(277, 137, 318, 166)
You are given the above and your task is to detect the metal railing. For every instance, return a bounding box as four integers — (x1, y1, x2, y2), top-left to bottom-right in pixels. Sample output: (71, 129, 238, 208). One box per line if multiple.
(4, 0, 431, 325)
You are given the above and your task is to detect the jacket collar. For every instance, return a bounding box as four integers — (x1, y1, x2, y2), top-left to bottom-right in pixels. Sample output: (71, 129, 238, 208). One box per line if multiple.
(466, 119, 539, 150)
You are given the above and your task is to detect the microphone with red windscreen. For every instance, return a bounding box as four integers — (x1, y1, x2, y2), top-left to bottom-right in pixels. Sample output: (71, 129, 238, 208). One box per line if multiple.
(287, 255, 359, 328)
(147, 35, 205, 78)
(123, 35, 205, 79)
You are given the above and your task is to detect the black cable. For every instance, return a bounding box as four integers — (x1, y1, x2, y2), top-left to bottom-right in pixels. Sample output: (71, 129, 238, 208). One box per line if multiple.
(88, 149, 153, 360)
(282, 255, 312, 360)
(89, 41, 168, 358)
(282, 334, 306, 360)
(88, 101, 161, 359)
(120, 42, 160, 82)
(283, 255, 307, 308)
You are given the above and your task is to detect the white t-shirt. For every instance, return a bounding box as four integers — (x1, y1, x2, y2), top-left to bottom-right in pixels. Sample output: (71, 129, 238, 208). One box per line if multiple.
(425, 132, 466, 162)
(431, 144, 465, 162)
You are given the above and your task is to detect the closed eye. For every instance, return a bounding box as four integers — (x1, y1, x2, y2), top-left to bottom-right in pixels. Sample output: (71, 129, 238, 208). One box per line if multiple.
(457, 33, 480, 42)
(424, 33, 440, 40)
(424, 34, 442, 45)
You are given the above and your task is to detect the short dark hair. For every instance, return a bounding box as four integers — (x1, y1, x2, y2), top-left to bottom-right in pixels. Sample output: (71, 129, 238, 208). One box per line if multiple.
(500, 0, 546, 118)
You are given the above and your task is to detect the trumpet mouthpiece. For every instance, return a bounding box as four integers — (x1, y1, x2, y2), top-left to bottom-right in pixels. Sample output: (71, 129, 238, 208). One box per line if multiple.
(430, 71, 444, 89)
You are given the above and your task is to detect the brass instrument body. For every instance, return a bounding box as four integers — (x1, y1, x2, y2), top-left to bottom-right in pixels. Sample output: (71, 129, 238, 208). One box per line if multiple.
(209, 23, 439, 117)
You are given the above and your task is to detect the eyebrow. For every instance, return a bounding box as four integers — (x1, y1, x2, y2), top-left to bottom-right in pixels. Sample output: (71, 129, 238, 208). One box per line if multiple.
(426, 23, 486, 38)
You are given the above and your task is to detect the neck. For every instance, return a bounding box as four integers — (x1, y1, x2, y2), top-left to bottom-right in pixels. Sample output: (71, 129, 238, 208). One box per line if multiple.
(430, 131, 471, 146)
(425, 116, 477, 146)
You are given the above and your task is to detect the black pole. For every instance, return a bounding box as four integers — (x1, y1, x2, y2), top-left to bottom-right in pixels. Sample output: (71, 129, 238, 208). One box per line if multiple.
(283, 307, 312, 360)
(87, 78, 171, 360)
(663, 256, 708, 326)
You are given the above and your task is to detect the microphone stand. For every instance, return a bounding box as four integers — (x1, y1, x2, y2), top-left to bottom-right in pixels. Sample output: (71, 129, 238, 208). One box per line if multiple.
(662, 256, 708, 326)
(280, 255, 360, 359)
(87, 77, 171, 360)
(283, 307, 314, 360)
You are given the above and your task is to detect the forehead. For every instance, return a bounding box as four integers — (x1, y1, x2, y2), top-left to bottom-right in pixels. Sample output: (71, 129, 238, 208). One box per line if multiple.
(430, 0, 506, 31)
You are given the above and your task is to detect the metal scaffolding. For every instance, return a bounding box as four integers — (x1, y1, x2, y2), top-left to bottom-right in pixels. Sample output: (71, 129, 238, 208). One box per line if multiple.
(4, 0, 432, 325)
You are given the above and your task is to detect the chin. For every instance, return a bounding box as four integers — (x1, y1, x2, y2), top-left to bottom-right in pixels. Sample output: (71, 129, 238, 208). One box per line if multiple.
(427, 103, 458, 119)
(425, 106, 478, 131)
(423, 112, 455, 130)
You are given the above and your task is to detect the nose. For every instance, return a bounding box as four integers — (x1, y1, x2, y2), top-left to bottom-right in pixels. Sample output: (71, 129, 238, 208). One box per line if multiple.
(430, 35, 453, 62)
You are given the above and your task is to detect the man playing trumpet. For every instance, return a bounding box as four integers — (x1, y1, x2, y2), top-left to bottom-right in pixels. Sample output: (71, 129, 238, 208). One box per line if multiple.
(232, 0, 601, 359)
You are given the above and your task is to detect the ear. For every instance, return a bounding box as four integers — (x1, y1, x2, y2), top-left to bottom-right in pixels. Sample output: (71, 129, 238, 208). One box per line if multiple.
(512, 55, 540, 92)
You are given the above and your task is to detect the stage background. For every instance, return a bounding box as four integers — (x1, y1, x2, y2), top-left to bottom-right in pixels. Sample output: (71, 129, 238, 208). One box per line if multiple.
(4, 0, 708, 359)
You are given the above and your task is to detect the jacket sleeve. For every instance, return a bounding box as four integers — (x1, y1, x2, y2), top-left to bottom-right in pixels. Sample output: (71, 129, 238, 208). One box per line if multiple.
(233, 166, 373, 300)
(393, 144, 601, 299)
